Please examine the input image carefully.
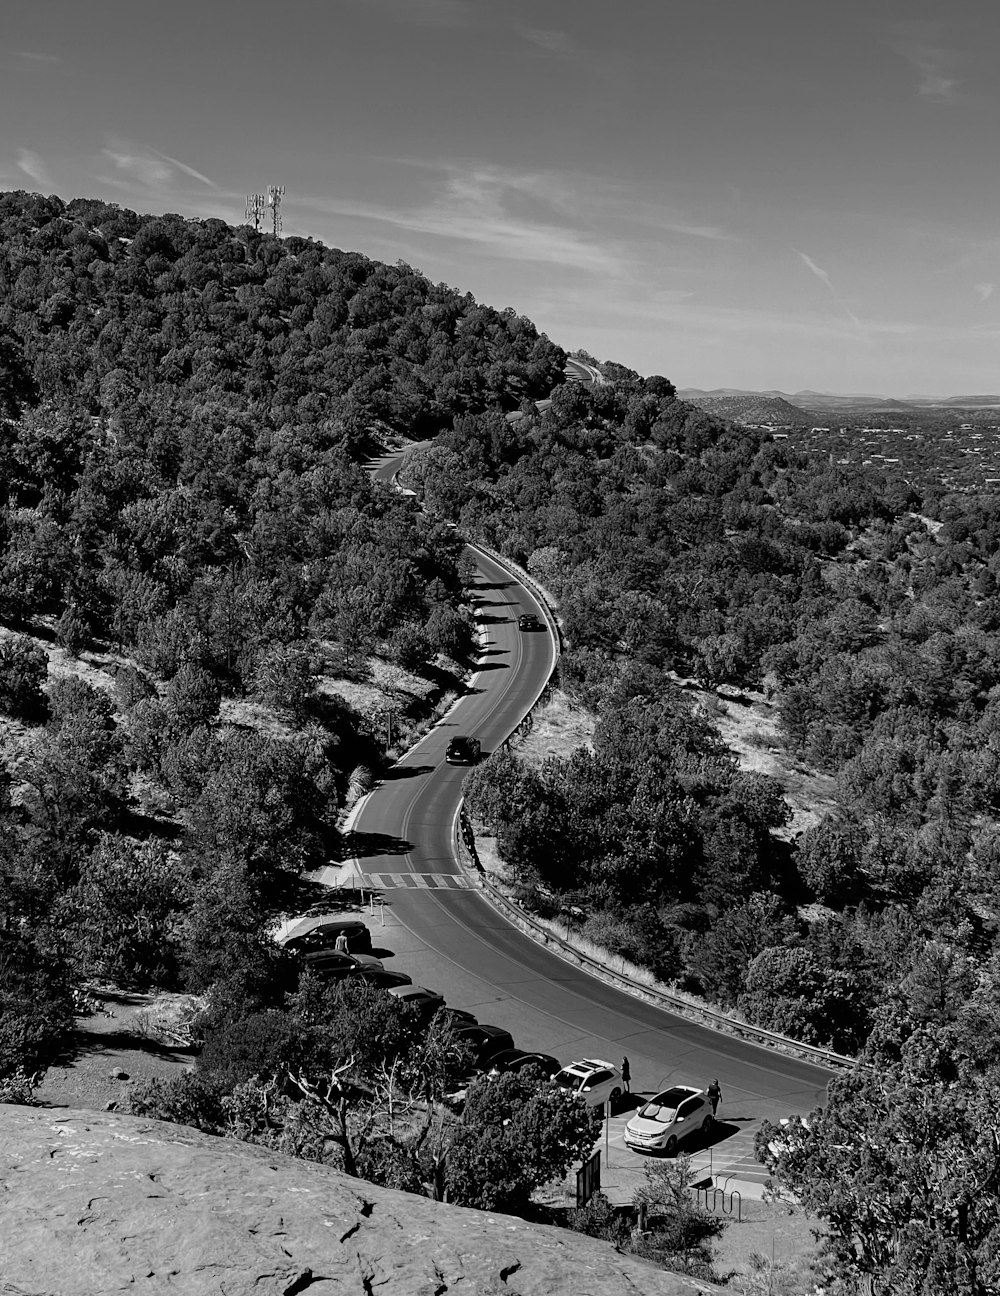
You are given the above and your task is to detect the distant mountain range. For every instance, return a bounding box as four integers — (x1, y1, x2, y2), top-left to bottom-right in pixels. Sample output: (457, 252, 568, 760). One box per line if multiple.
(679, 387, 1000, 413)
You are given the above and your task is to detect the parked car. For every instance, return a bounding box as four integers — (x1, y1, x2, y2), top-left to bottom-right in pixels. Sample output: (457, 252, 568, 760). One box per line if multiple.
(437, 1007, 479, 1028)
(453, 1024, 515, 1067)
(352, 967, 413, 990)
(623, 1086, 713, 1154)
(552, 1059, 623, 1110)
(299, 950, 383, 979)
(446, 736, 481, 765)
(517, 613, 543, 631)
(282, 918, 373, 954)
(487, 1049, 561, 1078)
(386, 985, 446, 1016)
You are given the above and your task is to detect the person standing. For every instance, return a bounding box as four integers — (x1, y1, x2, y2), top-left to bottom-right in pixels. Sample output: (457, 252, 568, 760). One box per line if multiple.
(334, 932, 350, 954)
(707, 1078, 722, 1115)
(621, 1056, 631, 1093)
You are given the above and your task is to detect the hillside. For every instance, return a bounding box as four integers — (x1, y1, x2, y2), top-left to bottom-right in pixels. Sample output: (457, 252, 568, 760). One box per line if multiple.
(679, 392, 809, 425)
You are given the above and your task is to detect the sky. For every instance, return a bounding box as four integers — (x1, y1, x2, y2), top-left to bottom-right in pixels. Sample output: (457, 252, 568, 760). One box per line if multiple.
(2, 0, 998, 395)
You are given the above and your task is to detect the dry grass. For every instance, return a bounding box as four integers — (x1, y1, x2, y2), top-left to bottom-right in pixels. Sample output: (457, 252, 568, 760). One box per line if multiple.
(679, 679, 838, 839)
(510, 688, 594, 764)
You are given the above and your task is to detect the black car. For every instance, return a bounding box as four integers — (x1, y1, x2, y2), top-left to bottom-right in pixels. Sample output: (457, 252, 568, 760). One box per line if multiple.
(453, 1024, 516, 1067)
(445, 736, 481, 765)
(299, 950, 383, 979)
(517, 613, 543, 631)
(438, 1007, 479, 1028)
(487, 1048, 561, 1078)
(282, 918, 373, 954)
(351, 967, 413, 990)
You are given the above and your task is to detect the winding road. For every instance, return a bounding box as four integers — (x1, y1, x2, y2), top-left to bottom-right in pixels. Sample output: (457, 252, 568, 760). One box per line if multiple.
(325, 448, 834, 1189)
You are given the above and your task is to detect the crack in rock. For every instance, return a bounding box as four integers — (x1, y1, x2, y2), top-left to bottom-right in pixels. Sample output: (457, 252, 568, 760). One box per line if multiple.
(499, 1261, 522, 1284)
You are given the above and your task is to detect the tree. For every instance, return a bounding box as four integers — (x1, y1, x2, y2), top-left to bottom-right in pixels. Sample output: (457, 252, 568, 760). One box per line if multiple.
(738, 946, 864, 1052)
(164, 661, 222, 731)
(69, 834, 187, 988)
(444, 1069, 601, 1212)
(756, 1033, 1000, 1295)
(630, 1156, 726, 1279)
(0, 634, 48, 721)
(0, 929, 74, 1079)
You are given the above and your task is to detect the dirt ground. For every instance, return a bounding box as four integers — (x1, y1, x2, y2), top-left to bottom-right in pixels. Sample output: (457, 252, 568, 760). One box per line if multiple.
(33, 988, 198, 1114)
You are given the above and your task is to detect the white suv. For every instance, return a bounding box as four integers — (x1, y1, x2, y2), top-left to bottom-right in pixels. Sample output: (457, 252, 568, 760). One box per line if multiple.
(624, 1085, 713, 1154)
(552, 1059, 623, 1110)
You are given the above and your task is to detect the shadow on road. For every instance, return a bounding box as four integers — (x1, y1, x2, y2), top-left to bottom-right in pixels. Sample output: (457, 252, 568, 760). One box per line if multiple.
(381, 764, 435, 781)
(341, 829, 414, 859)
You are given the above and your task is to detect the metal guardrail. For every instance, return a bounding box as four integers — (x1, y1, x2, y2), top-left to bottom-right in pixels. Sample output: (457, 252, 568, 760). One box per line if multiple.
(463, 852, 853, 1072)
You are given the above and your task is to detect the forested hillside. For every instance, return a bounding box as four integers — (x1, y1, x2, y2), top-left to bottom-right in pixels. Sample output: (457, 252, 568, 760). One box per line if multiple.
(0, 190, 563, 1084)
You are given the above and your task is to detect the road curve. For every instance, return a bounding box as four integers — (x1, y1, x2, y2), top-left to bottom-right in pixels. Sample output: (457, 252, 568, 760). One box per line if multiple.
(353, 451, 833, 1182)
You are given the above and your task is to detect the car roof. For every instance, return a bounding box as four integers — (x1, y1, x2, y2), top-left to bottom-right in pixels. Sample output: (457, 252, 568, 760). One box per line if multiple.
(558, 1058, 615, 1077)
(649, 1086, 702, 1105)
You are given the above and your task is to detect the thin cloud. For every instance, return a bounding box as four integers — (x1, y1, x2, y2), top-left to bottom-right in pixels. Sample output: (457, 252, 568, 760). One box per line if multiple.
(149, 147, 216, 189)
(794, 249, 868, 340)
(890, 23, 960, 101)
(797, 250, 833, 289)
(297, 191, 620, 275)
(102, 141, 216, 190)
(516, 26, 579, 58)
(975, 282, 994, 303)
(16, 148, 53, 189)
(15, 50, 61, 65)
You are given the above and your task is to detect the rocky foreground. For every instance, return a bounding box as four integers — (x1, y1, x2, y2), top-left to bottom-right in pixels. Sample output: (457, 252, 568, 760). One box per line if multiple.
(1, 1105, 722, 1295)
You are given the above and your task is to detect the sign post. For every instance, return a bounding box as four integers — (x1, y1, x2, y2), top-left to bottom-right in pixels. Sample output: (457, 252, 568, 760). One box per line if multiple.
(576, 1150, 601, 1209)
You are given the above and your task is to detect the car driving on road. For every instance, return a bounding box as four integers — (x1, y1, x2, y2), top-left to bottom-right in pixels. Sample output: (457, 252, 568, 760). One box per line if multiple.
(623, 1085, 713, 1154)
(445, 736, 481, 765)
(517, 612, 543, 631)
(552, 1059, 623, 1110)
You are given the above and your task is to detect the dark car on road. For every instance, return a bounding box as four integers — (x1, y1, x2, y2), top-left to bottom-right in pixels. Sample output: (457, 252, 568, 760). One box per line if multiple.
(282, 918, 373, 954)
(487, 1048, 561, 1078)
(517, 613, 543, 631)
(445, 736, 481, 765)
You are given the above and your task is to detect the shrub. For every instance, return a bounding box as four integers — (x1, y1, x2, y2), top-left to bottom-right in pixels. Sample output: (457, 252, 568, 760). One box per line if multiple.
(0, 634, 48, 721)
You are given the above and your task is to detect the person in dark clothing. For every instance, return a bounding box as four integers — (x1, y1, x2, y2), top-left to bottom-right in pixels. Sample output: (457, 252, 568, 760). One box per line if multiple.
(621, 1056, 631, 1093)
(707, 1078, 722, 1115)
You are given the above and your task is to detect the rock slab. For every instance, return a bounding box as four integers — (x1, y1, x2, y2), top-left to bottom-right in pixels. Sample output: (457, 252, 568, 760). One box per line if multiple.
(0, 1104, 722, 1295)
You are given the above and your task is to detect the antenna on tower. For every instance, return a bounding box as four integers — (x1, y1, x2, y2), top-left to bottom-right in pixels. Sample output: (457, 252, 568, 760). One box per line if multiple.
(267, 185, 284, 236)
(245, 192, 265, 232)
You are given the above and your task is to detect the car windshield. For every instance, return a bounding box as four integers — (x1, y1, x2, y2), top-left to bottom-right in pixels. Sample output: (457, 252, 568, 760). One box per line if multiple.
(554, 1070, 582, 1090)
(640, 1087, 690, 1121)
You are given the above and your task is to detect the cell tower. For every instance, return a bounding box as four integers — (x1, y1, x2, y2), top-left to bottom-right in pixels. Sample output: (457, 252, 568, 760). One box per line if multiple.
(267, 185, 284, 236)
(245, 192, 266, 232)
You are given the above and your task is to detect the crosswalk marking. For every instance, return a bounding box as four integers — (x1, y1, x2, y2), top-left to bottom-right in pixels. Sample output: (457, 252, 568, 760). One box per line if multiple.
(363, 872, 473, 891)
